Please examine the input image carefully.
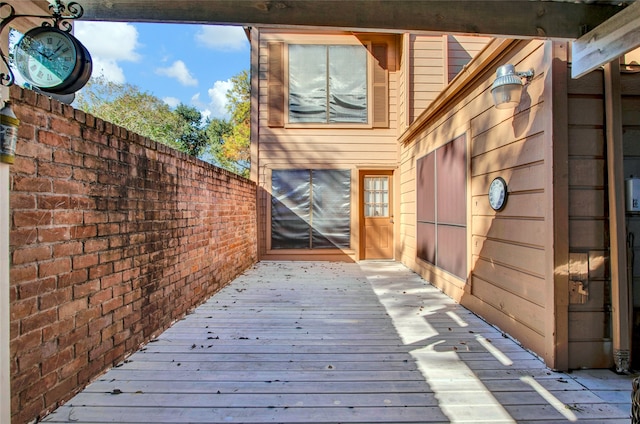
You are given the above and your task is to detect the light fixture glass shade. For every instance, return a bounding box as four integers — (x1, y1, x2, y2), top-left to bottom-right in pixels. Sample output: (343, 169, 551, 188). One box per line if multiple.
(491, 64, 524, 109)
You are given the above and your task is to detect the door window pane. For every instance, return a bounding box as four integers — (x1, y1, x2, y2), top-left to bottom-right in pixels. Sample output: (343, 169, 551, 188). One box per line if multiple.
(364, 176, 390, 217)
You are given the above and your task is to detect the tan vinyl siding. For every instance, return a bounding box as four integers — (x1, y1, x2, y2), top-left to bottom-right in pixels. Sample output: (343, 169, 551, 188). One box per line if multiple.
(409, 35, 445, 123)
(446, 35, 492, 83)
(399, 40, 554, 362)
(566, 69, 613, 369)
(256, 29, 401, 260)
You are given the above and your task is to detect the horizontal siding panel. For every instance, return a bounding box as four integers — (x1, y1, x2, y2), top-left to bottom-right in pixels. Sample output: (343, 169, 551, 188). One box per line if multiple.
(568, 128, 605, 157)
(623, 129, 640, 156)
(470, 163, 545, 196)
(567, 70, 603, 95)
(569, 189, 606, 217)
(472, 238, 546, 281)
(622, 97, 640, 125)
(471, 275, 546, 335)
(472, 191, 545, 218)
(569, 219, 607, 249)
(621, 72, 640, 95)
(568, 311, 609, 342)
(471, 133, 545, 177)
(471, 76, 546, 137)
(568, 158, 606, 187)
(568, 98, 604, 126)
(472, 216, 545, 248)
(472, 257, 545, 307)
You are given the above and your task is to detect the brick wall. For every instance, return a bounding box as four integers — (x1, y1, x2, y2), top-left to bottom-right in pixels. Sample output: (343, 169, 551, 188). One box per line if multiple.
(7, 86, 258, 424)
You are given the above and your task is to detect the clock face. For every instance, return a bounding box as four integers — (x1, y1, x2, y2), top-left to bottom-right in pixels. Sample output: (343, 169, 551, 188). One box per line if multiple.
(14, 27, 92, 94)
(488, 177, 508, 211)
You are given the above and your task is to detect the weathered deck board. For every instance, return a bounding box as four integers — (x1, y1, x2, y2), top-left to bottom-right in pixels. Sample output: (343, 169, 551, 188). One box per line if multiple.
(43, 261, 632, 423)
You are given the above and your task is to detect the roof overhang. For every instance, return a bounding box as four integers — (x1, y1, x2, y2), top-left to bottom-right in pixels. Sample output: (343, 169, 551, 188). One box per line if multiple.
(12, 1, 640, 78)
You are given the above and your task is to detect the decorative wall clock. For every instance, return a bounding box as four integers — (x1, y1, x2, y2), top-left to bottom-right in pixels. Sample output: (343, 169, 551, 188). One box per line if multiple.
(14, 26, 92, 95)
(488, 177, 508, 211)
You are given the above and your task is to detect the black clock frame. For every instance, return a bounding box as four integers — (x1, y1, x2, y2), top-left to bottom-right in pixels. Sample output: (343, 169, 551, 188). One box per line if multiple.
(14, 26, 92, 95)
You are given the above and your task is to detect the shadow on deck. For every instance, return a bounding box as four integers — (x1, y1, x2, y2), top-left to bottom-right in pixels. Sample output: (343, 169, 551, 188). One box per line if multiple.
(43, 261, 632, 423)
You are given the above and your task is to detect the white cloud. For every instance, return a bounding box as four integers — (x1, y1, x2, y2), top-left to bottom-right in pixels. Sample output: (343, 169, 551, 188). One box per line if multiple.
(163, 97, 181, 108)
(190, 79, 233, 119)
(74, 22, 141, 84)
(195, 26, 248, 51)
(156, 60, 198, 86)
(208, 79, 233, 117)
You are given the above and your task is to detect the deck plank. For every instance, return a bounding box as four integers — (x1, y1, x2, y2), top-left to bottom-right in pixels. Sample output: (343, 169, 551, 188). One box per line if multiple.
(42, 261, 633, 423)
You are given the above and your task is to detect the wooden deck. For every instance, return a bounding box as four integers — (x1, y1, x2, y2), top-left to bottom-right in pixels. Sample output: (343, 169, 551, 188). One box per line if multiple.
(43, 261, 632, 423)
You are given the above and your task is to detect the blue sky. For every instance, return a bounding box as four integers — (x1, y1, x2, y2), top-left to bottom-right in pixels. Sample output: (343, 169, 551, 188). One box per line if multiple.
(73, 21, 250, 120)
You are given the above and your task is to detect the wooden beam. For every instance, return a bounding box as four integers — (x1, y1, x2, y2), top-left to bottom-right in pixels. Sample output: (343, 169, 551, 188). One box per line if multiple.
(604, 60, 632, 373)
(78, 0, 624, 39)
(572, 0, 640, 79)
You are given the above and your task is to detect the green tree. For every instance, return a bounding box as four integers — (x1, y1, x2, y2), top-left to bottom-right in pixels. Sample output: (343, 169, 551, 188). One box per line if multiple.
(75, 76, 184, 151)
(175, 104, 208, 157)
(205, 70, 250, 177)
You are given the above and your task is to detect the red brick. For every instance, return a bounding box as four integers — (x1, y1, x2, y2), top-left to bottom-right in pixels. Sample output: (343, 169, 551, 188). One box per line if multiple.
(12, 245, 52, 265)
(39, 287, 72, 311)
(42, 346, 75, 375)
(11, 264, 38, 285)
(53, 210, 83, 225)
(57, 298, 87, 321)
(54, 149, 83, 166)
(102, 296, 123, 314)
(84, 237, 108, 252)
(10, 330, 42, 356)
(71, 225, 98, 239)
(38, 194, 71, 209)
(89, 263, 113, 280)
(53, 179, 86, 195)
(38, 257, 72, 278)
(10, 297, 38, 321)
(13, 176, 52, 193)
(57, 324, 88, 348)
(42, 317, 74, 343)
(13, 210, 53, 227)
(10, 192, 36, 209)
(38, 227, 71, 243)
(73, 279, 100, 299)
(38, 161, 72, 178)
(44, 375, 78, 407)
(59, 355, 88, 380)
(53, 241, 83, 257)
(21, 309, 57, 333)
(89, 288, 112, 307)
(50, 116, 82, 138)
(58, 269, 88, 287)
(73, 253, 98, 269)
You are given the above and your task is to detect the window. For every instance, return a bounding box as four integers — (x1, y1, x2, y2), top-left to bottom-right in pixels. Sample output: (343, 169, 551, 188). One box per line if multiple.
(364, 176, 389, 217)
(271, 169, 351, 249)
(416, 135, 467, 279)
(288, 44, 367, 124)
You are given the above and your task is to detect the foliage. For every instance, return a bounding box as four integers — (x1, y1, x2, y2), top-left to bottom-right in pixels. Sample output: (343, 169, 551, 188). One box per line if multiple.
(75, 76, 184, 151)
(204, 70, 250, 178)
(74, 71, 251, 177)
(175, 104, 208, 157)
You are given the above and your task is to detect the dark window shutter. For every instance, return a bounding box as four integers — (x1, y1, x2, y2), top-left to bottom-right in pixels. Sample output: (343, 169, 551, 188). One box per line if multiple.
(268, 42, 285, 128)
(371, 43, 389, 128)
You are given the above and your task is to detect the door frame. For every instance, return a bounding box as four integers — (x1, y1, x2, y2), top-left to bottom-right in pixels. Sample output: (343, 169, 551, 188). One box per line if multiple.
(359, 169, 394, 260)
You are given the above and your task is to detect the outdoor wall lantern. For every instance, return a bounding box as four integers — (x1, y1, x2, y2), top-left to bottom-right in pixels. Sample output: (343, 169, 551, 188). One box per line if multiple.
(491, 64, 535, 109)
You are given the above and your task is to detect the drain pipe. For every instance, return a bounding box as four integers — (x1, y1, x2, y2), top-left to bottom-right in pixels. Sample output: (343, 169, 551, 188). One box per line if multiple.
(604, 60, 632, 373)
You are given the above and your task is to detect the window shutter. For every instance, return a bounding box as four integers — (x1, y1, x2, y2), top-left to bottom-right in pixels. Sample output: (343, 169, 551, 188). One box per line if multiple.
(268, 42, 285, 128)
(371, 43, 389, 128)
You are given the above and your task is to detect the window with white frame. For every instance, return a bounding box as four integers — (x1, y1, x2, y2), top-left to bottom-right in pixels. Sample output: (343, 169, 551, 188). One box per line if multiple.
(288, 44, 368, 124)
